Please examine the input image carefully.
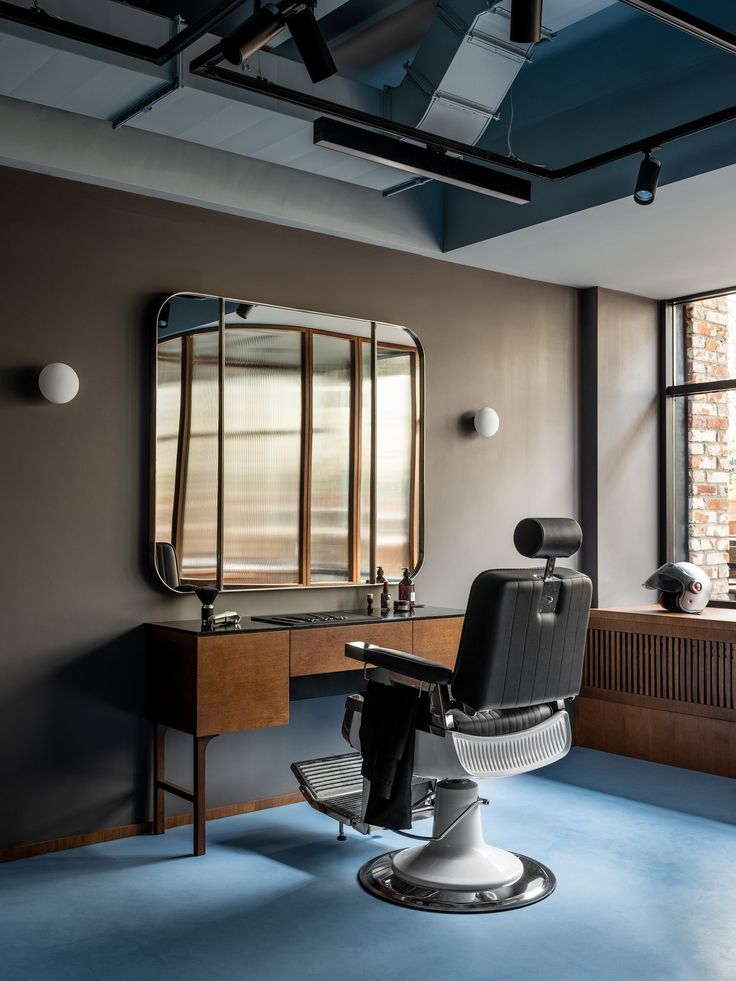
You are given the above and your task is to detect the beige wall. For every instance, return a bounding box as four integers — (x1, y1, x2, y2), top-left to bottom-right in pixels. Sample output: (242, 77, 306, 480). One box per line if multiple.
(0, 166, 579, 849)
(597, 288, 659, 606)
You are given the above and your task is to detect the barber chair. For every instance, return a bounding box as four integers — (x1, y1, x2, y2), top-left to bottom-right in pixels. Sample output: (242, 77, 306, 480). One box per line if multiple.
(292, 518, 592, 913)
(155, 542, 182, 590)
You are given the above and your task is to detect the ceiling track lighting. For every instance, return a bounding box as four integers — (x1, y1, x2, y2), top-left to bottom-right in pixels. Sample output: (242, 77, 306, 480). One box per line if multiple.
(2, 0, 733, 190)
(221, 0, 336, 84)
(618, 0, 736, 59)
(314, 117, 531, 204)
(510, 0, 543, 45)
(634, 150, 661, 205)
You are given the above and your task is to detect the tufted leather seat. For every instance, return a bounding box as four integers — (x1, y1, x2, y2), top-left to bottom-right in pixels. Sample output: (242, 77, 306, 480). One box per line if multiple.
(448, 703, 554, 737)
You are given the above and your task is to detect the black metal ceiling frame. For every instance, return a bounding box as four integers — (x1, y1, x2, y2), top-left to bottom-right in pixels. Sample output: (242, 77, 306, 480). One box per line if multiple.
(1, 0, 735, 183)
(0, 0, 246, 66)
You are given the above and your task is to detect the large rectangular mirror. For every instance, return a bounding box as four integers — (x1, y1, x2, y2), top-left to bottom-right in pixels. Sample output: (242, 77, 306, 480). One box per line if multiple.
(152, 293, 424, 592)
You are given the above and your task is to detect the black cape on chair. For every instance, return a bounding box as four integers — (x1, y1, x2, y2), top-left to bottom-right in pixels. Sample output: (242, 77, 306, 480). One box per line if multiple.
(359, 680, 425, 830)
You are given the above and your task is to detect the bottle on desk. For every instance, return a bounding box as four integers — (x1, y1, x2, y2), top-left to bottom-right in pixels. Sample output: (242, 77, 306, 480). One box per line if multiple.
(380, 580, 391, 615)
(399, 568, 415, 610)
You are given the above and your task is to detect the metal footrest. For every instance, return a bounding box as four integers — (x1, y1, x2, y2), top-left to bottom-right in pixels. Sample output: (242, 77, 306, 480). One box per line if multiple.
(291, 753, 435, 837)
(292, 753, 371, 834)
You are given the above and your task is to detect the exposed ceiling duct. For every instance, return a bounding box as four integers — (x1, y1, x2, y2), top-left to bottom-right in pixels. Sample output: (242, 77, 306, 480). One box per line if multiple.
(389, 0, 617, 146)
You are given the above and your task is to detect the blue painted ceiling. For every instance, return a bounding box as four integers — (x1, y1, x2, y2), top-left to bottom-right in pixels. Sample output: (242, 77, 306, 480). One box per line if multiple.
(448, 0, 736, 250)
(23, 1, 736, 251)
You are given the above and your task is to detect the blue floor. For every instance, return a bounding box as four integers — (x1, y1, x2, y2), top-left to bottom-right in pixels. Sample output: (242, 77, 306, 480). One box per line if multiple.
(2, 749, 735, 981)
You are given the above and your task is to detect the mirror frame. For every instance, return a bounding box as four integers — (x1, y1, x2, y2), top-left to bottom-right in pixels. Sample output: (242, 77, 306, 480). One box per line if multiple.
(150, 292, 425, 593)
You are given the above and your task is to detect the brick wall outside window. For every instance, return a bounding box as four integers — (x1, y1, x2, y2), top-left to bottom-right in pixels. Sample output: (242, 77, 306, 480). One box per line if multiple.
(685, 296, 736, 599)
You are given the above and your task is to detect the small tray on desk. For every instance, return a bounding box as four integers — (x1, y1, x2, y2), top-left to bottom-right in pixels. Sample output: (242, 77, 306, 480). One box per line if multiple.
(251, 612, 371, 626)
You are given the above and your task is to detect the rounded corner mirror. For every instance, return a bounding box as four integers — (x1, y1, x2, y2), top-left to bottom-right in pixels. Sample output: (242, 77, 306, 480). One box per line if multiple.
(152, 295, 424, 592)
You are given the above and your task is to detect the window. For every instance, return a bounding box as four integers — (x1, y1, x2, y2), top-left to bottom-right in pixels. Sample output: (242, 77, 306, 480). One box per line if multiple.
(153, 295, 423, 591)
(664, 289, 736, 602)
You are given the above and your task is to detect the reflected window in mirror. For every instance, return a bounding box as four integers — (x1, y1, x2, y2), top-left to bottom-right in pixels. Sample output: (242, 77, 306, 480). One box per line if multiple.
(153, 294, 423, 592)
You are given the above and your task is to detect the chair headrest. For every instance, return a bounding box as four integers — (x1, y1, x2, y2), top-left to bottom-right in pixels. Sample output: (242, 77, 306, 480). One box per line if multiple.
(513, 517, 582, 559)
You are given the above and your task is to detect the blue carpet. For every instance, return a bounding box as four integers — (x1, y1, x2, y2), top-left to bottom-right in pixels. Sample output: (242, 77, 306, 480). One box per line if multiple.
(1, 749, 734, 981)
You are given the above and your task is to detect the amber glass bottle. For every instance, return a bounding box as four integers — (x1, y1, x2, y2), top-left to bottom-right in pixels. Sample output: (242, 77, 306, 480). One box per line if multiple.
(399, 569, 415, 608)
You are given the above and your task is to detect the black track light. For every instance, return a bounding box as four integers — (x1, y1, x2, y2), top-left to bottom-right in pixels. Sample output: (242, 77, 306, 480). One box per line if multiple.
(634, 150, 661, 205)
(222, 4, 286, 65)
(510, 0, 543, 45)
(287, 6, 337, 83)
(221, 1, 336, 84)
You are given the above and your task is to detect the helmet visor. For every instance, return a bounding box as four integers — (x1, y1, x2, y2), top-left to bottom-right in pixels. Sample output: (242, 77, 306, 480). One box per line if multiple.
(643, 564, 696, 592)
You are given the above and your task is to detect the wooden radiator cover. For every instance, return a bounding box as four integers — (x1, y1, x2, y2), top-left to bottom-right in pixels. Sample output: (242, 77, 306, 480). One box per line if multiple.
(575, 608, 736, 778)
(584, 628, 735, 712)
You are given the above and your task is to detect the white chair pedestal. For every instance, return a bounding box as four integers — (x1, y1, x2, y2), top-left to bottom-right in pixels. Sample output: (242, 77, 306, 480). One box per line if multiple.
(358, 779, 556, 913)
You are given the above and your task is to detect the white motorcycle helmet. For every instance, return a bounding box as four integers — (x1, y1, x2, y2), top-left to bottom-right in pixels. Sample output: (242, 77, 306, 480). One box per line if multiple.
(643, 562, 712, 614)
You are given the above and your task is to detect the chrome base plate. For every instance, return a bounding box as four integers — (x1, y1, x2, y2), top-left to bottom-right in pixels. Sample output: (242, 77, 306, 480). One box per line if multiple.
(358, 850, 556, 913)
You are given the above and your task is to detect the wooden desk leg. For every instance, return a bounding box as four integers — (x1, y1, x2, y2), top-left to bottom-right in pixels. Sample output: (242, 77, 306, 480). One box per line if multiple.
(153, 723, 166, 835)
(193, 735, 216, 856)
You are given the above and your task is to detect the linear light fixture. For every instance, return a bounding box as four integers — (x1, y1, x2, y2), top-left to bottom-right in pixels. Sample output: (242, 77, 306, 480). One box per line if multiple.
(314, 117, 532, 203)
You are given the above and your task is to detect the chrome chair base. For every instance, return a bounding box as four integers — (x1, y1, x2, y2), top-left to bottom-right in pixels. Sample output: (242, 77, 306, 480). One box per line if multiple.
(358, 850, 556, 913)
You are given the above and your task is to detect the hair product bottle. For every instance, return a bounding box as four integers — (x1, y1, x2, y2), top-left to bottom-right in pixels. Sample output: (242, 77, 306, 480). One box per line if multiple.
(380, 580, 391, 615)
(399, 568, 415, 609)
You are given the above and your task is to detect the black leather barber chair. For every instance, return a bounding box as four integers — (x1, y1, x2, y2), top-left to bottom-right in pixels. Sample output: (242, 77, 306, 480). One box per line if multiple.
(155, 542, 182, 590)
(292, 518, 592, 913)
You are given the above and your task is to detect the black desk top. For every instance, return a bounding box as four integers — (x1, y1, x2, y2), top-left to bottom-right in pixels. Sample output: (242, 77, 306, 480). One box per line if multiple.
(148, 605, 464, 637)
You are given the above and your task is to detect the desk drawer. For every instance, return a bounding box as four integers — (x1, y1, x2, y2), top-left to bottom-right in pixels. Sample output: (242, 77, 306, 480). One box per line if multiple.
(413, 617, 463, 670)
(290, 621, 413, 676)
(196, 631, 290, 735)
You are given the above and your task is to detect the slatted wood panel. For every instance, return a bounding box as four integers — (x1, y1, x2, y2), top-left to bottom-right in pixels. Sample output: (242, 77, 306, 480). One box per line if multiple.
(583, 629, 735, 711)
(576, 610, 736, 776)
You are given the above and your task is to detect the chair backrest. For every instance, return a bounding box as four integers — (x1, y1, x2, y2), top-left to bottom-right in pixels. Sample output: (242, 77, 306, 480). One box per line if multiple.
(450, 518, 592, 713)
(155, 542, 181, 589)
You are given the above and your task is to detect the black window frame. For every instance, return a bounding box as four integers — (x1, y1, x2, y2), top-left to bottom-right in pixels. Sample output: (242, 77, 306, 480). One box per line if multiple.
(661, 284, 736, 608)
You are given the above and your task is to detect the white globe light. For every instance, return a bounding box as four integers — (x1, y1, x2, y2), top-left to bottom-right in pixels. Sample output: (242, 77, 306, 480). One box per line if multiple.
(474, 407, 500, 438)
(38, 363, 80, 404)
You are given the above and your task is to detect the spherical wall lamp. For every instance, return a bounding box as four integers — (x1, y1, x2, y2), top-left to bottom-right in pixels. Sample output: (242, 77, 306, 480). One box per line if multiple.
(473, 407, 500, 438)
(38, 363, 79, 404)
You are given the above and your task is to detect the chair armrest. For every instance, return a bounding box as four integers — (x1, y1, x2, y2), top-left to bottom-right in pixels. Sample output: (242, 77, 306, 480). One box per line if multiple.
(345, 641, 453, 685)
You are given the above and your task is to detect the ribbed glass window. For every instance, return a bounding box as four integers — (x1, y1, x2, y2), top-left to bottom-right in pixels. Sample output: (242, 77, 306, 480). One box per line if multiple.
(311, 335, 353, 582)
(223, 328, 303, 585)
(375, 348, 416, 578)
(359, 344, 373, 582)
(359, 344, 417, 579)
(155, 337, 182, 546)
(180, 330, 219, 584)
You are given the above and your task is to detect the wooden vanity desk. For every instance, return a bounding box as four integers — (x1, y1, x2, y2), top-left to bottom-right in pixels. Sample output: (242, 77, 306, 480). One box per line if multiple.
(145, 607, 464, 854)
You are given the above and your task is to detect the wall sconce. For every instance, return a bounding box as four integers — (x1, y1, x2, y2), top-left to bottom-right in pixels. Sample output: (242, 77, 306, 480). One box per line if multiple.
(473, 407, 500, 438)
(38, 363, 79, 404)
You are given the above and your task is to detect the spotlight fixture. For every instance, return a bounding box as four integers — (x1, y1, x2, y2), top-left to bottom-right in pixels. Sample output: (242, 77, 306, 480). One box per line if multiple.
(634, 150, 661, 205)
(287, 5, 337, 83)
(222, 1, 336, 84)
(510, 0, 543, 45)
(314, 117, 531, 204)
